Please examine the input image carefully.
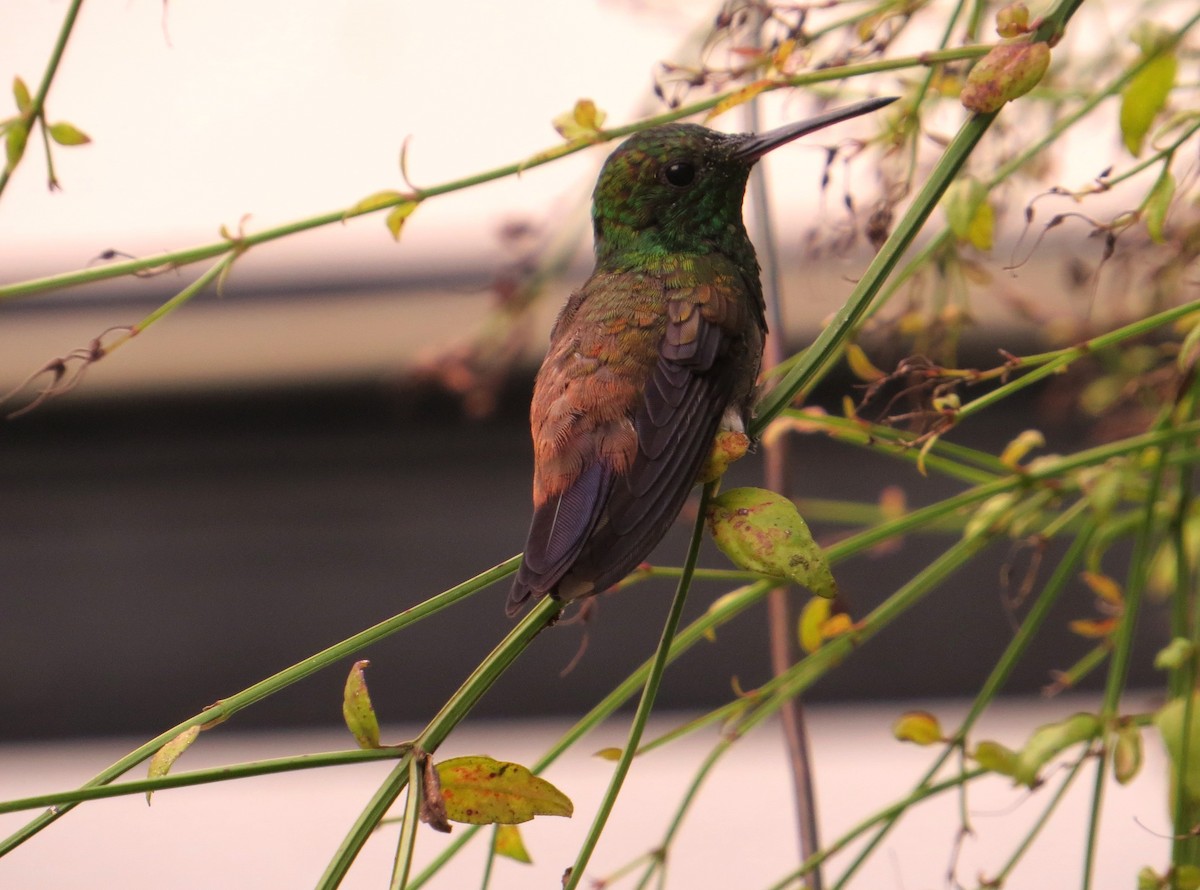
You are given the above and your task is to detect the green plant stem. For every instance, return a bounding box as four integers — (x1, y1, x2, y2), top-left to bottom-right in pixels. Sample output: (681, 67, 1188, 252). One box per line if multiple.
(0, 747, 402, 813)
(0, 0, 83, 200)
(0, 554, 520, 856)
(986, 749, 1090, 886)
(958, 299, 1200, 423)
(832, 521, 1096, 887)
(837, 6, 1199, 349)
(752, 108, 997, 431)
(562, 486, 712, 890)
(389, 757, 423, 890)
(407, 419, 1184, 888)
(777, 410, 1006, 484)
(1083, 410, 1174, 889)
(405, 580, 775, 890)
(765, 768, 988, 890)
(318, 594, 561, 889)
(0, 46, 987, 304)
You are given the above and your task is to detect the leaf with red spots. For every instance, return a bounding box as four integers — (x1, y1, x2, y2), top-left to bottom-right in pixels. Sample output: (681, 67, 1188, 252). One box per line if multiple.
(434, 756, 573, 825)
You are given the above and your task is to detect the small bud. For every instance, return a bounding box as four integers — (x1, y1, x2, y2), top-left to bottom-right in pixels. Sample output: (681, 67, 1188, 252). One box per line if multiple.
(961, 42, 1051, 113)
(698, 429, 750, 484)
(1113, 723, 1143, 785)
(892, 711, 944, 745)
(1155, 637, 1194, 671)
(972, 740, 1019, 778)
(995, 2, 1031, 38)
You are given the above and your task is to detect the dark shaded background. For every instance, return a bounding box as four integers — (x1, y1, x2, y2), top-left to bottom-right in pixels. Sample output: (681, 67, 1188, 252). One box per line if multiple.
(0, 354, 1158, 741)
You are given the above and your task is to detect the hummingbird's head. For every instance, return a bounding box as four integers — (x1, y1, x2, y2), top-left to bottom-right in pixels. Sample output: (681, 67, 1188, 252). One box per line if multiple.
(591, 123, 757, 265)
(590, 97, 897, 268)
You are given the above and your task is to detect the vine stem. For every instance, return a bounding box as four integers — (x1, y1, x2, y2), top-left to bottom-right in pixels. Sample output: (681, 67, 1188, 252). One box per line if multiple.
(751, 106, 997, 431)
(561, 484, 713, 890)
(0, 0, 84, 199)
(317, 594, 562, 888)
(0, 554, 521, 857)
(0, 45, 987, 303)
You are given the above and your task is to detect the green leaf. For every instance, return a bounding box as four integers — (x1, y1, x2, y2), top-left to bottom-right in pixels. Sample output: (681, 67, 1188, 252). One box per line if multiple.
(47, 121, 91, 146)
(493, 824, 533, 864)
(706, 487, 838, 597)
(145, 725, 201, 804)
(12, 76, 31, 114)
(435, 755, 573, 825)
(5, 121, 28, 172)
(342, 659, 381, 749)
(1144, 170, 1175, 243)
(1120, 51, 1176, 156)
(385, 201, 418, 241)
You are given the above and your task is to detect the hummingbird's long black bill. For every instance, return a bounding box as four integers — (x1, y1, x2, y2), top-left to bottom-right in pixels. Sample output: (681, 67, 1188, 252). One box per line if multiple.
(731, 96, 898, 163)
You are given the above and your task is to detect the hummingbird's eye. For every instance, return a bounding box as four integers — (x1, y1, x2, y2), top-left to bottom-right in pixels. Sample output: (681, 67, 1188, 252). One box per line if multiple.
(661, 160, 697, 188)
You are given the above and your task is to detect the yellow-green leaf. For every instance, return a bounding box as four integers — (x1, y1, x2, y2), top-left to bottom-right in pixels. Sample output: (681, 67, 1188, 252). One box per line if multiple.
(845, 343, 886, 382)
(12, 76, 31, 114)
(707, 487, 837, 597)
(552, 99, 607, 141)
(593, 747, 622, 761)
(385, 201, 418, 241)
(1120, 51, 1176, 156)
(348, 189, 405, 217)
(145, 725, 201, 804)
(972, 740, 1019, 778)
(1114, 723, 1143, 785)
(5, 121, 28, 172)
(47, 121, 91, 146)
(798, 596, 831, 654)
(1156, 637, 1194, 671)
(493, 824, 533, 864)
(999, 429, 1044, 469)
(436, 756, 573, 825)
(892, 711, 944, 746)
(943, 177, 993, 250)
(706, 79, 771, 123)
(342, 659, 381, 749)
(1144, 170, 1175, 243)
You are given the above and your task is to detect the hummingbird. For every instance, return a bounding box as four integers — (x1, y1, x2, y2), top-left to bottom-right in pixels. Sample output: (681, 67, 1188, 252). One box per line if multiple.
(508, 96, 896, 617)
